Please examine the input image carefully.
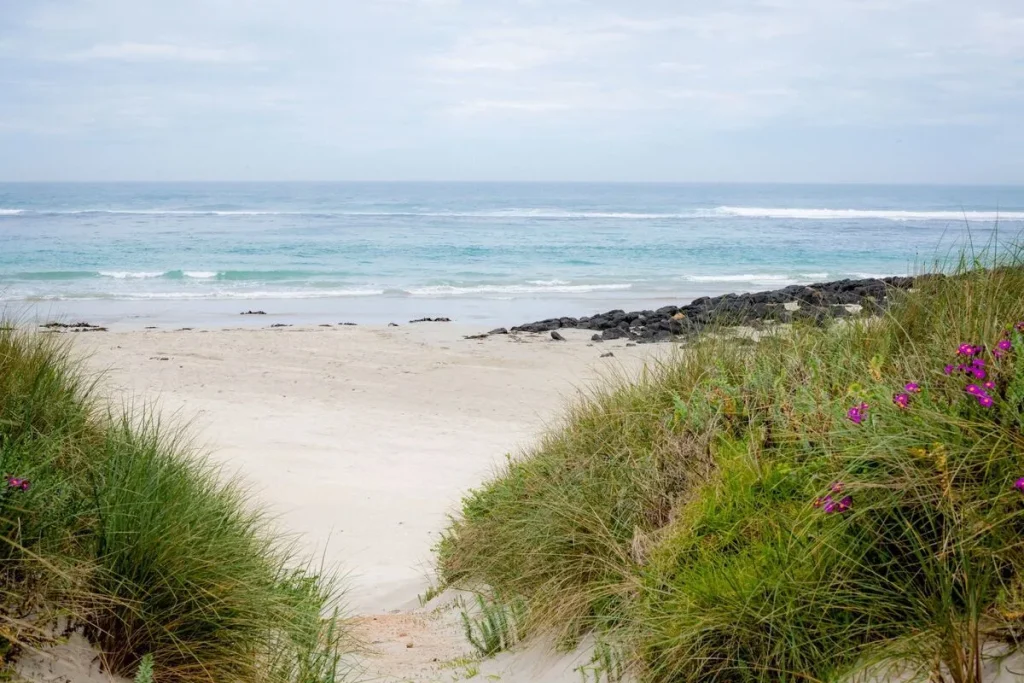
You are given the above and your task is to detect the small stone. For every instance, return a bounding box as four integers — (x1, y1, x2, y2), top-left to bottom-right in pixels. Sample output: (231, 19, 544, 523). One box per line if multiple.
(405, 642, 414, 648)
(600, 352, 614, 358)
(388, 322, 399, 327)
(551, 330, 566, 341)
(626, 342, 636, 347)
(488, 327, 508, 335)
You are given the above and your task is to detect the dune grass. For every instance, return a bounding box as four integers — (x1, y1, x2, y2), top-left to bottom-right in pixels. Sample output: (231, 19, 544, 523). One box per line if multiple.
(0, 325, 352, 681)
(438, 247, 1024, 681)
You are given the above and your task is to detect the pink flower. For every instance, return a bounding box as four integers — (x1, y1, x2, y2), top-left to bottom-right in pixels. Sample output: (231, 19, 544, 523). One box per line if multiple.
(1015, 477, 1024, 493)
(6, 477, 29, 492)
(813, 496, 829, 509)
(944, 364, 955, 375)
(957, 343, 975, 356)
(847, 405, 866, 424)
(904, 382, 921, 393)
(964, 384, 983, 396)
(984, 381, 996, 391)
(998, 338, 1012, 351)
(830, 482, 844, 494)
(836, 496, 853, 512)
(893, 393, 911, 409)
(995, 349, 1005, 359)
(978, 395, 994, 407)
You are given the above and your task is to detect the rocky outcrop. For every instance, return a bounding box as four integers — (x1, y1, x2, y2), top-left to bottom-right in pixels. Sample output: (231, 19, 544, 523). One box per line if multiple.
(511, 276, 926, 343)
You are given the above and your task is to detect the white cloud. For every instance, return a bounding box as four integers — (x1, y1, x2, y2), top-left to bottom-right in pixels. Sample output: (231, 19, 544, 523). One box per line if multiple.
(69, 42, 257, 64)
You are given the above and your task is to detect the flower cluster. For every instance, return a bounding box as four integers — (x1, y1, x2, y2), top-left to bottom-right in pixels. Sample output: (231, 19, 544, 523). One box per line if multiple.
(6, 476, 30, 492)
(814, 482, 853, 514)
(847, 402, 868, 424)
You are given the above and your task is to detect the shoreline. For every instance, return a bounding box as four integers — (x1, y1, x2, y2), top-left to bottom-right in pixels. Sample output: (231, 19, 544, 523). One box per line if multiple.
(8, 274, 915, 335)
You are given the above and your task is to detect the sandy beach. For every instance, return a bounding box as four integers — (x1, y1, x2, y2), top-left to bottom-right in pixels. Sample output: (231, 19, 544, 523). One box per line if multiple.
(69, 322, 666, 681)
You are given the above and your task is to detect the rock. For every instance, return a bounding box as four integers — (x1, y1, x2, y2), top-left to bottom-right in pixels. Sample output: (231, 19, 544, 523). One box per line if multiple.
(600, 352, 615, 358)
(551, 330, 566, 341)
(488, 327, 508, 335)
(241, 310, 266, 315)
(463, 333, 488, 340)
(270, 323, 292, 328)
(388, 322, 399, 327)
(319, 324, 332, 327)
(340, 322, 358, 326)
(509, 273, 921, 343)
(410, 317, 451, 323)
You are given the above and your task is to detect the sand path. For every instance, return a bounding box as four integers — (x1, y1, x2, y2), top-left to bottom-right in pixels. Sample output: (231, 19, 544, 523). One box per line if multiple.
(68, 323, 665, 682)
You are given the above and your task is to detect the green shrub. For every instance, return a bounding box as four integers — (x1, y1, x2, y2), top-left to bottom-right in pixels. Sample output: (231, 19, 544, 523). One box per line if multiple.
(439, 247, 1024, 682)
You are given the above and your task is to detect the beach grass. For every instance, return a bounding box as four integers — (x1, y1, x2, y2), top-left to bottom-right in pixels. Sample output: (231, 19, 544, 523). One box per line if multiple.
(0, 325, 353, 681)
(437, 245, 1024, 681)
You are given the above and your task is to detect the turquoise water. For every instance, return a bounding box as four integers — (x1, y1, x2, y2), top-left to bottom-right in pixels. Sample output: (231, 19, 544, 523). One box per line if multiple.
(2, 182, 1023, 325)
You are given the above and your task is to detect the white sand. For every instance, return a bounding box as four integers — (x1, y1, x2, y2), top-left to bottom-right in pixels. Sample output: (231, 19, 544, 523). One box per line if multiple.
(67, 322, 666, 681)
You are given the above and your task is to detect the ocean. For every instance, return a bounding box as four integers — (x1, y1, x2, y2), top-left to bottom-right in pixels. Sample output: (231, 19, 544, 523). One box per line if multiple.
(2, 182, 1023, 327)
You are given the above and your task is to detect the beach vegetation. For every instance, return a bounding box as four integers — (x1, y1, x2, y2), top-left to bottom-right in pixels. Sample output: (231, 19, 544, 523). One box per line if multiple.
(0, 324, 353, 681)
(438, 244, 1024, 682)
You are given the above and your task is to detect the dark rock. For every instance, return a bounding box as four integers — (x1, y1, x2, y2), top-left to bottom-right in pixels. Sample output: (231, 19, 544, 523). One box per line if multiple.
(388, 322, 399, 327)
(270, 323, 292, 328)
(488, 327, 508, 335)
(319, 324, 333, 327)
(551, 330, 566, 341)
(241, 310, 266, 315)
(464, 333, 489, 340)
(410, 317, 451, 323)
(340, 322, 358, 325)
(600, 352, 615, 358)
(41, 321, 99, 329)
(509, 273, 921, 342)
(591, 334, 603, 342)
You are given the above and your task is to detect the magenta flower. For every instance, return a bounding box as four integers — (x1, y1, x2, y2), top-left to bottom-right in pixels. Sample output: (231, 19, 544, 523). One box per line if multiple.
(847, 405, 866, 424)
(978, 395, 994, 408)
(6, 477, 29, 492)
(957, 343, 975, 356)
(964, 384, 983, 396)
(998, 338, 1012, 351)
(836, 496, 853, 513)
(944, 364, 955, 375)
(972, 368, 987, 380)
(984, 381, 996, 390)
(995, 349, 1005, 359)
(830, 482, 844, 494)
(1015, 477, 1024, 493)
(904, 382, 921, 393)
(893, 393, 911, 409)
(813, 495, 829, 509)
(823, 500, 837, 513)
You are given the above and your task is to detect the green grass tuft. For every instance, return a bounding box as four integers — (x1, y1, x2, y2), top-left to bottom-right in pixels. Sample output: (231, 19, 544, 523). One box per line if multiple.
(0, 325, 354, 681)
(438, 244, 1024, 682)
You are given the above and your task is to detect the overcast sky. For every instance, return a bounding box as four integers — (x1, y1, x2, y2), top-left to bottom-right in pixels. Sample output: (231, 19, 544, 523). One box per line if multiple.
(1, 0, 1022, 183)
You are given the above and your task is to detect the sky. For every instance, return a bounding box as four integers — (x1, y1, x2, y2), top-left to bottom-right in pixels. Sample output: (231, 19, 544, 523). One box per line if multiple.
(1, 0, 1022, 183)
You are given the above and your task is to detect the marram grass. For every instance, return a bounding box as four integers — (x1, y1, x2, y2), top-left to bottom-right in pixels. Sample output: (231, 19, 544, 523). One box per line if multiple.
(0, 325, 353, 681)
(438, 247, 1024, 682)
